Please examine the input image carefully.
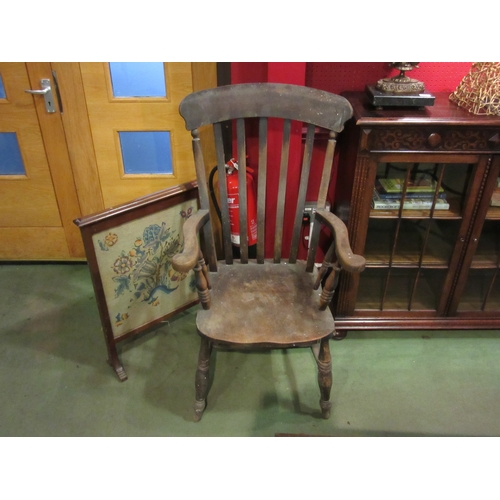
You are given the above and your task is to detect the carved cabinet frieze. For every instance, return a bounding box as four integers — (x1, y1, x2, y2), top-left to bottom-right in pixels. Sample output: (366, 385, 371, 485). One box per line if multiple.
(366, 127, 500, 153)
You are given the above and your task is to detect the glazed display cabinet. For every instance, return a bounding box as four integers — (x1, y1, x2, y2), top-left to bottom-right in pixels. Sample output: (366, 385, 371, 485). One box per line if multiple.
(333, 92, 500, 333)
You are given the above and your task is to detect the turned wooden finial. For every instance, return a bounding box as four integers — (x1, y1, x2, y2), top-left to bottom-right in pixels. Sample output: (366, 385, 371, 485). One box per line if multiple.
(318, 265, 341, 311)
(194, 250, 211, 310)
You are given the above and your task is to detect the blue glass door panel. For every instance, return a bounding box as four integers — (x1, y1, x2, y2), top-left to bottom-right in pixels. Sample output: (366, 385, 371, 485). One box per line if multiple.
(119, 131, 173, 175)
(0, 74, 6, 99)
(109, 63, 166, 98)
(0, 133, 26, 175)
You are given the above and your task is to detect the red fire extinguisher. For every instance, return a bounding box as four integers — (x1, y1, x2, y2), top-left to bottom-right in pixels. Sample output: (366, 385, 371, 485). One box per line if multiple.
(225, 158, 258, 247)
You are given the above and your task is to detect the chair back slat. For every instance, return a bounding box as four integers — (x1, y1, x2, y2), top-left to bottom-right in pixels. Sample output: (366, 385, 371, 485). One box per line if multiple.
(289, 123, 315, 264)
(317, 131, 338, 207)
(306, 131, 338, 272)
(257, 117, 268, 264)
(236, 118, 249, 263)
(273, 119, 292, 263)
(214, 122, 233, 264)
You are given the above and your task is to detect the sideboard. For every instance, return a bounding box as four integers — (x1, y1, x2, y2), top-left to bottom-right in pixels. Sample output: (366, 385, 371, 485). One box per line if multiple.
(333, 91, 500, 333)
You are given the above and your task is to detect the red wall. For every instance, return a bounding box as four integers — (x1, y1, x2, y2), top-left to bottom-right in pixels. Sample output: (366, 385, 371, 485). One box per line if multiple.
(229, 62, 473, 260)
(304, 62, 472, 94)
(231, 62, 473, 93)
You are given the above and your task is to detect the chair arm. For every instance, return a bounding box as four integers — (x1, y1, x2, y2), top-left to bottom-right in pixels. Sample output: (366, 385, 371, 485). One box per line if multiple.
(172, 209, 210, 273)
(315, 209, 366, 273)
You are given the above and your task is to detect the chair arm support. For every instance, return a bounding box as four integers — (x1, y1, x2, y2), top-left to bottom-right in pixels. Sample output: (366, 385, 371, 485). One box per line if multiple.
(315, 209, 366, 273)
(172, 209, 210, 273)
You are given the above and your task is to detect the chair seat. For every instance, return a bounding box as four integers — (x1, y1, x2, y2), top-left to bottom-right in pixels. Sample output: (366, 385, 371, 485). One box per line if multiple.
(196, 260, 335, 348)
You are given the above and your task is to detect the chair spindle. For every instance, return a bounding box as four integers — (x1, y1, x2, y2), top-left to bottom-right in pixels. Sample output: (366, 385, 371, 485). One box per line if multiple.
(289, 123, 315, 264)
(214, 122, 233, 264)
(192, 129, 217, 271)
(306, 130, 338, 272)
(257, 117, 268, 264)
(236, 118, 248, 263)
(274, 119, 292, 263)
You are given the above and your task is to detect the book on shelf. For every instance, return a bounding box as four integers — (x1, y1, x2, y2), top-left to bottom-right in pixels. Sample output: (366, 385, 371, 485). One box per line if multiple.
(372, 188, 450, 210)
(491, 187, 500, 207)
(374, 179, 446, 200)
(376, 178, 445, 195)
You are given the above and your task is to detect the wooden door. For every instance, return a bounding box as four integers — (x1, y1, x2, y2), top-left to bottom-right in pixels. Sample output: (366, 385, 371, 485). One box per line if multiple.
(79, 62, 198, 208)
(0, 62, 83, 259)
(0, 62, 216, 260)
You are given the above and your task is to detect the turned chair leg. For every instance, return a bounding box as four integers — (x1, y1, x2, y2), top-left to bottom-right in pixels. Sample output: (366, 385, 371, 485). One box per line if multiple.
(194, 335, 212, 422)
(312, 337, 333, 419)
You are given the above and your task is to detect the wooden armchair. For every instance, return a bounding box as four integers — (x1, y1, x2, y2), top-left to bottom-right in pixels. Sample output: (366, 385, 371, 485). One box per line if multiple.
(173, 83, 365, 421)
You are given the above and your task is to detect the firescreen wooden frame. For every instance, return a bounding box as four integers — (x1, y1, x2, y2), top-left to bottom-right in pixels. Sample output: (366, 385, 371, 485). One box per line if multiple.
(74, 180, 199, 381)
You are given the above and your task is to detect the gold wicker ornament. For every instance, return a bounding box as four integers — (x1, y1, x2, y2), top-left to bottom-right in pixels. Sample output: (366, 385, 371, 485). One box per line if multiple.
(450, 62, 500, 116)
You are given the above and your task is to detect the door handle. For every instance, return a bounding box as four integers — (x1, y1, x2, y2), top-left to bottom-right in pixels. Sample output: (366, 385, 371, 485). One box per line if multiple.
(25, 78, 56, 113)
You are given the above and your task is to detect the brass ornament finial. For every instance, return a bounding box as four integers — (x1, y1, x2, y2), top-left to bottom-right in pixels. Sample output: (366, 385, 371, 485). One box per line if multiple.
(376, 62, 425, 94)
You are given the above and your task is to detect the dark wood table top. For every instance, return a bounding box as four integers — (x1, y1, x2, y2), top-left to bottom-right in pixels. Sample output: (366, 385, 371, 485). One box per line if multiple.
(342, 91, 500, 127)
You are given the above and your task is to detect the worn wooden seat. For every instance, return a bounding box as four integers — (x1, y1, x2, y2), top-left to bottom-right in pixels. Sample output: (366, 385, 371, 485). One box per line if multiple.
(173, 83, 365, 421)
(197, 261, 335, 346)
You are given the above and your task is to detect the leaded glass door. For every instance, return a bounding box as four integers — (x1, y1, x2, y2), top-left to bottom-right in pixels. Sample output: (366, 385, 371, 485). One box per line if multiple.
(352, 154, 490, 316)
(449, 156, 500, 315)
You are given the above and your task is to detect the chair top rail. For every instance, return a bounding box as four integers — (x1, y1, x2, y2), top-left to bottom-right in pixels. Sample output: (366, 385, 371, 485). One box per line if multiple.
(179, 83, 353, 132)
